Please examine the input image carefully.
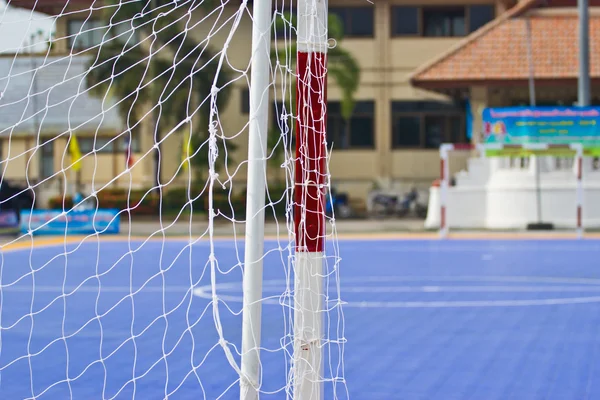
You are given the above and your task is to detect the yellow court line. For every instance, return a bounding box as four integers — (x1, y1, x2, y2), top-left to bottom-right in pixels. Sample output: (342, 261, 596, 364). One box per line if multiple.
(0, 237, 85, 252)
(1, 231, 598, 253)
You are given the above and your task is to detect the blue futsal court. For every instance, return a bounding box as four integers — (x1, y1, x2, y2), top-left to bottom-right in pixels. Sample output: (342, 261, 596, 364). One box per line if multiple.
(0, 237, 600, 399)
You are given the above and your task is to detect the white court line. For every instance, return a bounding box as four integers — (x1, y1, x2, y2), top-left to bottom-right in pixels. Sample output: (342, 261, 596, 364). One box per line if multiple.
(190, 276, 600, 308)
(351, 244, 600, 253)
(0, 285, 191, 293)
(5, 275, 600, 308)
(343, 297, 600, 308)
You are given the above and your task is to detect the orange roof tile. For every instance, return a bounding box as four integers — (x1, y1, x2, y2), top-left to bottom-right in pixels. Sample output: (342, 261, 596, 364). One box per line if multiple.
(411, 5, 600, 88)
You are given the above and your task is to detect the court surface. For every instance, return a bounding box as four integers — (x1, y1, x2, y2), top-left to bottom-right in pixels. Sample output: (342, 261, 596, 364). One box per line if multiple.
(0, 237, 599, 399)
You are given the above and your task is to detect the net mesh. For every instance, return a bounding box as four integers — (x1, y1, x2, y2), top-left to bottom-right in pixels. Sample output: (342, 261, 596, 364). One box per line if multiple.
(0, 0, 345, 398)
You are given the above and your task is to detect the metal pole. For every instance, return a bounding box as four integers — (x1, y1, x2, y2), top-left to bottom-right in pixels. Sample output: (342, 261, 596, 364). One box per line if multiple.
(439, 144, 451, 238)
(579, 0, 590, 107)
(239, 0, 272, 398)
(575, 144, 584, 239)
(525, 18, 543, 224)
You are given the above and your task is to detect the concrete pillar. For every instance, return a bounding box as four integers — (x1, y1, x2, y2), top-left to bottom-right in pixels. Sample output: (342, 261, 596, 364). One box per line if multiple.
(470, 86, 489, 145)
(375, 0, 391, 183)
(139, 106, 156, 188)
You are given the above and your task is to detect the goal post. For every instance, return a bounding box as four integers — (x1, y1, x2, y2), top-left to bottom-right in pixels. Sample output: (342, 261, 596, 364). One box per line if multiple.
(0, 0, 344, 399)
(293, 0, 328, 399)
(438, 143, 583, 239)
(242, 0, 329, 399)
(239, 0, 273, 398)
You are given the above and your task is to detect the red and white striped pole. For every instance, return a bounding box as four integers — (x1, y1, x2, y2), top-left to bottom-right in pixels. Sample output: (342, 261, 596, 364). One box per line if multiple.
(293, 0, 327, 398)
(573, 143, 584, 239)
(439, 144, 452, 238)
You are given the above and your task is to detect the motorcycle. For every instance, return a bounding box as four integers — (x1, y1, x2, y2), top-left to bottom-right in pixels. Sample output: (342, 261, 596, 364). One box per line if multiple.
(325, 188, 353, 219)
(371, 188, 427, 218)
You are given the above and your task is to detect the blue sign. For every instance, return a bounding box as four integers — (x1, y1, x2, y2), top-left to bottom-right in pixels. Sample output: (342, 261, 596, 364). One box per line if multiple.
(482, 107, 600, 150)
(0, 210, 19, 229)
(20, 209, 120, 235)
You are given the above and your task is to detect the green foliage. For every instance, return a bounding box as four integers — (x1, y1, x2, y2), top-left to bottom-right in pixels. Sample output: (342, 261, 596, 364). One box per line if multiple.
(85, 1, 234, 181)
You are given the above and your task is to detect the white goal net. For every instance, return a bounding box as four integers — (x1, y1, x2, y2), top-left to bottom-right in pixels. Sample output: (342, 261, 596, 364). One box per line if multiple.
(0, 0, 344, 399)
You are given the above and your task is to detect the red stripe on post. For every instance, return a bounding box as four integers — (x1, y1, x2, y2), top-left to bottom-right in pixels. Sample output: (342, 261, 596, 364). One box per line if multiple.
(441, 206, 446, 231)
(577, 206, 582, 228)
(450, 143, 473, 151)
(440, 158, 445, 181)
(578, 157, 583, 181)
(295, 51, 327, 253)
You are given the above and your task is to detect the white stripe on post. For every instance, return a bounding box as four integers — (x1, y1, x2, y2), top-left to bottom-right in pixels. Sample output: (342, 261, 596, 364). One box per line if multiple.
(294, 0, 328, 399)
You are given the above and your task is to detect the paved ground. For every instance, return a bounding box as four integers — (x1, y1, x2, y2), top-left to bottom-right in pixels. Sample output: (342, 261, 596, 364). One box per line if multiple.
(123, 217, 429, 238)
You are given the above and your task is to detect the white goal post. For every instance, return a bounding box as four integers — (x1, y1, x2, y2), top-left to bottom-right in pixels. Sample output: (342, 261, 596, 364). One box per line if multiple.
(439, 142, 584, 239)
(0, 0, 343, 399)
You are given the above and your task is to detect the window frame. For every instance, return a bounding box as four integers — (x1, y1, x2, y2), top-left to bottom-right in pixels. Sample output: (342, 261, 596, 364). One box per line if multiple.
(328, 6, 375, 38)
(39, 137, 54, 179)
(327, 100, 376, 150)
(391, 6, 421, 37)
(468, 4, 496, 33)
(241, 88, 250, 114)
(390, 4, 495, 38)
(391, 113, 423, 149)
(422, 6, 466, 38)
(391, 101, 467, 150)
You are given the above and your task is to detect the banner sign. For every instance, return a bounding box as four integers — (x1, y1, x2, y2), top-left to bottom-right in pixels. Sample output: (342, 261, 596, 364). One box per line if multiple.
(20, 209, 120, 235)
(482, 107, 600, 154)
(0, 210, 19, 229)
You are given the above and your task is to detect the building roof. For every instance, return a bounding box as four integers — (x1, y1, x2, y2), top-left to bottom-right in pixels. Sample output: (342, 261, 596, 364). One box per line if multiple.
(8, 0, 92, 14)
(411, 0, 600, 89)
(0, 55, 123, 137)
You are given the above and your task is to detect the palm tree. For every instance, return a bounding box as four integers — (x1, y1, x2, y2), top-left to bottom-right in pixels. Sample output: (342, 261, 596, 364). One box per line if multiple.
(85, 0, 232, 189)
(269, 11, 361, 182)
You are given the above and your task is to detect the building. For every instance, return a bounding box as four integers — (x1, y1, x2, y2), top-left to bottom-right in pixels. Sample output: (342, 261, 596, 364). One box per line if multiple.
(2, 0, 596, 207)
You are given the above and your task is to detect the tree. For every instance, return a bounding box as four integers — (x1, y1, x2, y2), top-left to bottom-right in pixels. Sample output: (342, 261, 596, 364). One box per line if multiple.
(85, 1, 232, 188)
(269, 11, 361, 183)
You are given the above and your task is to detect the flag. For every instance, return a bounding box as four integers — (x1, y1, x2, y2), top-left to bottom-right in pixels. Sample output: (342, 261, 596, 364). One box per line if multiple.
(182, 131, 193, 171)
(69, 134, 82, 172)
(125, 135, 134, 169)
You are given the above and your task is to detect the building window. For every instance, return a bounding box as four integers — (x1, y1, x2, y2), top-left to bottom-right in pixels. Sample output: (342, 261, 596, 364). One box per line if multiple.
(391, 7, 420, 36)
(40, 139, 53, 179)
(423, 7, 466, 37)
(67, 19, 104, 51)
(391, 5, 495, 37)
(329, 7, 374, 37)
(79, 137, 115, 154)
(392, 116, 421, 147)
(241, 89, 250, 114)
(118, 133, 141, 153)
(327, 101, 375, 149)
(469, 5, 495, 33)
(391, 101, 466, 149)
